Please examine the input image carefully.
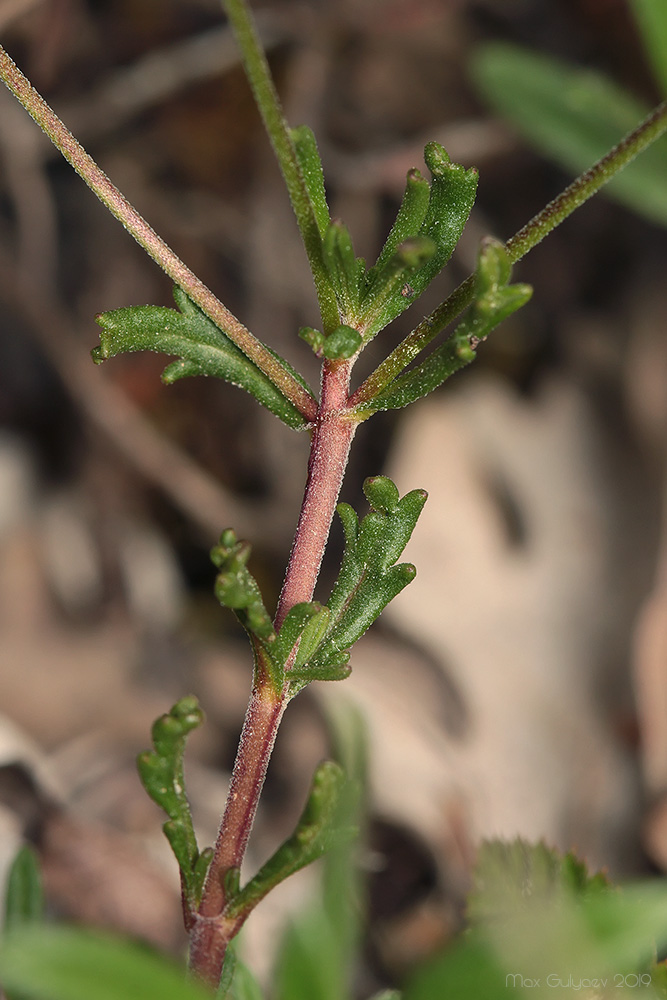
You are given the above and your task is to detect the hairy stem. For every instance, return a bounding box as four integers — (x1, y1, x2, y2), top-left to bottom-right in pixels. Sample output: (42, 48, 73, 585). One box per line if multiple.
(188, 359, 359, 988)
(275, 360, 358, 628)
(504, 99, 667, 263)
(350, 99, 667, 407)
(0, 44, 317, 423)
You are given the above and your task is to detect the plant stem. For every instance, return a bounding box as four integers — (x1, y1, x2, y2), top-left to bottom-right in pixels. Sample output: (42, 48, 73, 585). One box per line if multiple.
(189, 359, 359, 988)
(504, 99, 667, 263)
(222, 0, 339, 334)
(0, 44, 317, 423)
(350, 99, 667, 408)
(275, 359, 358, 628)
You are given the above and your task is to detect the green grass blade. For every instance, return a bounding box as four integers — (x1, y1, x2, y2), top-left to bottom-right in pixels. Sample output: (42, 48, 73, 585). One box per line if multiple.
(630, 0, 667, 96)
(3, 846, 44, 935)
(471, 43, 667, 226)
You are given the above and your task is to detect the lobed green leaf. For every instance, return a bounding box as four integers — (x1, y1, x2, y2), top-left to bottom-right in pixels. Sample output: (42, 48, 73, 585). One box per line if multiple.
(287, 478, 426, 689)
(419, 142, 479, 286)
(369, 168, 431, 278)
(225, 761, 354, 921)
(93, 287, 310, 429)
(211, 530, 276, 644)
(360, 144, 478, 339)
(136, 696, 209, 911)
(359, 236, 437, 340)
(210, 532, 353, 695)
(355, 239, 531, 414)
(467, 838, 611, 927)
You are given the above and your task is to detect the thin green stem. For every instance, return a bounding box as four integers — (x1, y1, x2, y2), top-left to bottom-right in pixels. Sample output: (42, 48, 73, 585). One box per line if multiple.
(350, 99, 667, 408)
(222, 0, 340, 334)
(505, 99, 667, 263)
(0, 43, 317, 424)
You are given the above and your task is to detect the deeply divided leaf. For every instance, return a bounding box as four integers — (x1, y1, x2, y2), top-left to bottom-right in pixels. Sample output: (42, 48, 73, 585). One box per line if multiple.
(136, 696, 210, 912)
(93, 287, 309, 429)
(356, 239, 531, 414)
(210, 533, 346, 694)
(286, 477, 426, 694)
(370, 169, 431, 277)
(361, 144, 478, 339)
(211, 530, 276, 643)
(467, 838, 611, 927)
(224, 761, 354, 921)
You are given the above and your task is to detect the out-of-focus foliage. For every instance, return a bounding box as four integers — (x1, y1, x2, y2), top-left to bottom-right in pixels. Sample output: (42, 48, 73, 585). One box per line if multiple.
(471, 1, 667, 228)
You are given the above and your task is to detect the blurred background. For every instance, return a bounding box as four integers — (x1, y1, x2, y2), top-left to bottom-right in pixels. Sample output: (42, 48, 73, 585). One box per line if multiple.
(1, 0, 666, 990)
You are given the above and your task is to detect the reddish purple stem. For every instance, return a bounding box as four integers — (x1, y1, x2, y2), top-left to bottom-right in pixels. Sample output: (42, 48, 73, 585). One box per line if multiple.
(188, 358, 359, 988)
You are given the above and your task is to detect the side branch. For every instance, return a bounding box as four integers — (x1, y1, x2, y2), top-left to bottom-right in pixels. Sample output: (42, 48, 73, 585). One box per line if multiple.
(350, 99, 667, 408)
(505, 100, 667, 263)
(0, 44, 317, 423)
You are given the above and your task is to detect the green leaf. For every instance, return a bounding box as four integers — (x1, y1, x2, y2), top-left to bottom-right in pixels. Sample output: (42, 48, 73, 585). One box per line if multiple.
(225, 761, 355, 920)
(418, 142, 479, 286)
(292, 478, 425, 686)
(292, 605, 332, 669)
(361, 146, 478, 338)
(322, 221, 365, 318)
(359, 236, 437, 340)
(470, 43, 667, 226)
(211, 530, 276, 643)
(210, 529, 298, 692)
(407, 878, 667, 1000)
(298, 326, 325, 356)
(272, 602, 326, 668)
(136, 695, 210, 911)
(370, 168, 431, 277)
(4, 846, 44, 936)
(217, 942, 266, 1000)
(630, 0, 667, 97)
(355, 239, 531, 414)
(304, 142, 477, 341)
(298, 324, 363, 360)
(467, 839, 611, 927)
(0, 926, 209, 1000)
(275, 909, 348, 1000)
(322, 325, 363, 361)
(93, 286, 309, 430)
(404, 933, 518, 1000)
(291, 125, 331, 239)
